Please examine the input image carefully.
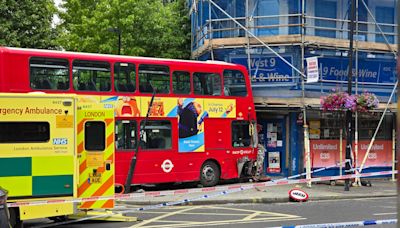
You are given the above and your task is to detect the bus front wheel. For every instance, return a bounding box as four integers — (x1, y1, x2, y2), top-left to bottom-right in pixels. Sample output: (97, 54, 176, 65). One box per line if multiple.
(200, 161, 220, 187)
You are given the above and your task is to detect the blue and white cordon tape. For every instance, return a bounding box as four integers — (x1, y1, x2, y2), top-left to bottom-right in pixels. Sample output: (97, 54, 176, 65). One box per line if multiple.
(272, 219, 397, 228)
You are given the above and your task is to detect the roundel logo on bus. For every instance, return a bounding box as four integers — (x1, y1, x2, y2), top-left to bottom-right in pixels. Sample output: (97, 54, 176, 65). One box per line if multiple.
(161, 159, 174, 173)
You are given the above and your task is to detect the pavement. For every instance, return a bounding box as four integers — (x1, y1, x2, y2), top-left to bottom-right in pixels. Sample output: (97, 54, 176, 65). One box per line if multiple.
(117, 178, 398, 206)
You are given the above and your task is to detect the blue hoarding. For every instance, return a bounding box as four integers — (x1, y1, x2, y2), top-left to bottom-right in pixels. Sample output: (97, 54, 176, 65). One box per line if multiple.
(317, 57, 396, 84)
(230, 56, 294, 84)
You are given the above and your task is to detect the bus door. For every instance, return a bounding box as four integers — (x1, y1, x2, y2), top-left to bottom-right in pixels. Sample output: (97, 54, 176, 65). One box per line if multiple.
(77, 102, 115, 209)
(137, 119, 177, 184)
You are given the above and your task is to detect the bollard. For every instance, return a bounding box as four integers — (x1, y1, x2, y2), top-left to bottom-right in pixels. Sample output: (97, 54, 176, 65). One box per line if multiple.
(0, 187, 10, 228)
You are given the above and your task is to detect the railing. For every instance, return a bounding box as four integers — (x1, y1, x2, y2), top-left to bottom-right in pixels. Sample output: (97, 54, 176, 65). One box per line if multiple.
(192, 13, 397, 51)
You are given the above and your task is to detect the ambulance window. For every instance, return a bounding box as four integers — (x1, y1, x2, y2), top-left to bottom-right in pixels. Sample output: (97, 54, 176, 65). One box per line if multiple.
(85, 121, 106, 151)
(115, 120, 137, 150)
(140, 120, 172, 150)
(232, 121, 251, 147)
(30, 57, 69, 91)
(0, 122, 50, 143)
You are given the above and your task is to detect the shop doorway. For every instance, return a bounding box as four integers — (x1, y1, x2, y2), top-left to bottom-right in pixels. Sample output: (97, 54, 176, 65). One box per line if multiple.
(260, 119, 287, 176)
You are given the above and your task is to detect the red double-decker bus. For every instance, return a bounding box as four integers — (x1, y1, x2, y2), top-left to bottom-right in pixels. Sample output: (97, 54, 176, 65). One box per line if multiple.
(0, 47, 261, 188)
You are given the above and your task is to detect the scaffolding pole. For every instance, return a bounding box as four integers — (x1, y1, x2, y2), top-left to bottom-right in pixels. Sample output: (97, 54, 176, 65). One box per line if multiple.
(358, 80, 398, 174)
(206, 0, 306, 78)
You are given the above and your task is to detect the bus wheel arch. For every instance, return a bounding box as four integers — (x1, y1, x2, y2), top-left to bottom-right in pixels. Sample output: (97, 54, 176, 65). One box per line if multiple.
(200, 160, 220, 187)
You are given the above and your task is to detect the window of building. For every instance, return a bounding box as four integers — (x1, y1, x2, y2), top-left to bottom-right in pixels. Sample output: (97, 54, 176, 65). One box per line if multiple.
(172, 71, 191, 94)
(85, 121, 105, 151)
(288, 0, 301, 35)
(223, 70, 247, 96)
(256, 0, 279, 36)
(73, 60, 111, 92)
(115, 120, 137, 150)
(140, 120, 172, 150)
(375, 6, 395, 44)
(193, 72, 221, 96)
(114, 63, 136, 92)
(357, 0, 369, 41)
(139, 65, 170, 94)
(315, 0, 337, 38)
(30, 57, 69, 90)
(232, 121, 251, 147)
(0, 122, 50, 143)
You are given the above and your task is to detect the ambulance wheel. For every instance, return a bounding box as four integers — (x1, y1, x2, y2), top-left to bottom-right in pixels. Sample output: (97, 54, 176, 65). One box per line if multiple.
(9, 208, 23, 228)
(200, 161, 220, 187)
(49, 215, 68, 222)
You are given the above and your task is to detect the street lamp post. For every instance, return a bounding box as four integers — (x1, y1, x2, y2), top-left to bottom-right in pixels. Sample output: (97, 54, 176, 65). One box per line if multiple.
(108, 28, 121, 55)
(345, 0, 356, 191)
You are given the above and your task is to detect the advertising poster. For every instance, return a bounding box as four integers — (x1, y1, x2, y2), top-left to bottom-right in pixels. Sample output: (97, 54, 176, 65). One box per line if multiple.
(140, 97, 176, 117)
(175, 98, 205, 152)
(306, 57, 319, 83)
(310, 140, 343, 167)
(100, 96, 141, 117)
(203, 99, 236, 118)
(357, 140, 392, 167)
(267, 151, 281, 173)
(310, 139, 392, 168)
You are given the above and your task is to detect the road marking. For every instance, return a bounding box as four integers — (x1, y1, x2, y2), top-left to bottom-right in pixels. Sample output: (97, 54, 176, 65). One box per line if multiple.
(136, 217, 306, 228)
(373, 212, 397, 216)
(242, 211, 262, 220)
(127, 205, 304, 228)
(128, 206, 200, 228)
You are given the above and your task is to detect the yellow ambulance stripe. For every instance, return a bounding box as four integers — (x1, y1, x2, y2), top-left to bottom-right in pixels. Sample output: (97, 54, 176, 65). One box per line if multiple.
(0, 176, 32, 197)
(32, 156, 74, 176)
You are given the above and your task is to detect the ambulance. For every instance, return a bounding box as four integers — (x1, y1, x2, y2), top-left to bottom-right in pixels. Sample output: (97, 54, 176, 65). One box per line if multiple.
(0, 93, 115, 227)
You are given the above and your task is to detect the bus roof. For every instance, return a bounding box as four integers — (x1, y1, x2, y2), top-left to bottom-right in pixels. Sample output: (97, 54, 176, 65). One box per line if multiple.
(1, 47, 237, 67)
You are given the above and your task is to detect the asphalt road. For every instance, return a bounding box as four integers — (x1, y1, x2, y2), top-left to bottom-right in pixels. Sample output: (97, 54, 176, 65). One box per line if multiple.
(26, 196, 397, 228)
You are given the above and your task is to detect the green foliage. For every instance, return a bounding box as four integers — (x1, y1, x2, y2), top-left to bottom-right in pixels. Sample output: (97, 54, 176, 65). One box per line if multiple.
(0, 0, 58, 48)
(57, 0, 190, 59)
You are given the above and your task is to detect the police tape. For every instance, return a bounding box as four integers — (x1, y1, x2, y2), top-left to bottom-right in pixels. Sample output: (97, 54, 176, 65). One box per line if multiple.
(7, 169, 395, 208)
(271, 219, 397, 228)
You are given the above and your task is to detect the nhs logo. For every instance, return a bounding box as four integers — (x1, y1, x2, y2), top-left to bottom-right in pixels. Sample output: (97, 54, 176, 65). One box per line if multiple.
(53, 138, 68, 145)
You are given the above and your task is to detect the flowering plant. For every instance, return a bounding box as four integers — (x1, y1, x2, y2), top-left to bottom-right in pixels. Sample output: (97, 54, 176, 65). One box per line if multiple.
(320, 90, 349, 111)
(320, 90, 378, 112)
(356, 92, 379, 112)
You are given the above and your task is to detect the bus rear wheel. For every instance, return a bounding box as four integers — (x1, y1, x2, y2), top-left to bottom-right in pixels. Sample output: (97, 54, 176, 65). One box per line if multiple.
(200, 161, 220, 187)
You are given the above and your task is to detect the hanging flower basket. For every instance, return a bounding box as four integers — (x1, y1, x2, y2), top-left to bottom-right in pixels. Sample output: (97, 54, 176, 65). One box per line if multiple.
(320, 90, 378, 112)
(356, 92, 379, 112)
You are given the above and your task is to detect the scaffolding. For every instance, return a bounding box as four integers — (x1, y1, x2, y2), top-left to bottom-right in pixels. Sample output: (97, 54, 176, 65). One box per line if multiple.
(190, 0, 398, 184)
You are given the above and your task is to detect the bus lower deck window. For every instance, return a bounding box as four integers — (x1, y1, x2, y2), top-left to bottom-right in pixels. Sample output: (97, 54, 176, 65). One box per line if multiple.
(140, 120, 172, 150)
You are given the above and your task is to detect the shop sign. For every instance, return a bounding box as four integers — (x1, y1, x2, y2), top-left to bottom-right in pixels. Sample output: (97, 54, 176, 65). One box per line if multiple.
(318, 57, 396, 84)
(230, 56, 294, 84)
